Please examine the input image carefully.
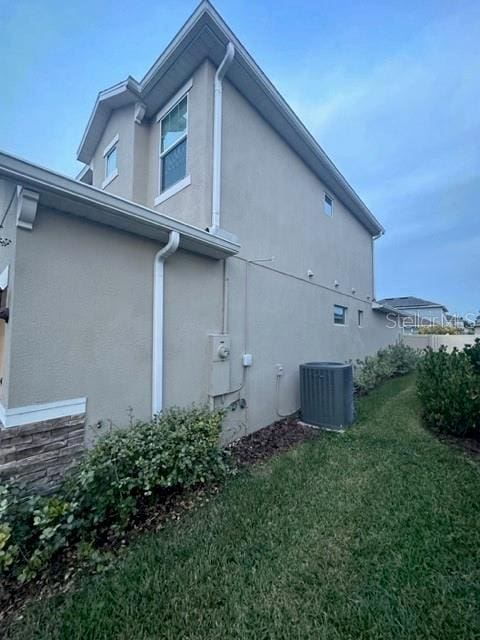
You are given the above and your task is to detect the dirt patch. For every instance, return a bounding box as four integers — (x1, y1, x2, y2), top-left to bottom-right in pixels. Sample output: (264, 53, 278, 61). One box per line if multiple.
(228, 418, 320, 467)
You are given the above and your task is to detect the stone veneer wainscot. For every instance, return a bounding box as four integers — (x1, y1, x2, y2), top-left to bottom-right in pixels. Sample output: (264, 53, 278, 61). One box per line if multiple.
(0, 414, 85, 492)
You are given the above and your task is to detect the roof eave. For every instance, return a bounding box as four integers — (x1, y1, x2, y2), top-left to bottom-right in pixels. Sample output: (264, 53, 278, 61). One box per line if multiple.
(77, 77, 141, 164)
(0, 151, 239, 260)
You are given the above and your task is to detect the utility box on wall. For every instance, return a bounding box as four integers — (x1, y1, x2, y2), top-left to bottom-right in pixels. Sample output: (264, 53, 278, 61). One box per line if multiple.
(208, 334, 231, 396)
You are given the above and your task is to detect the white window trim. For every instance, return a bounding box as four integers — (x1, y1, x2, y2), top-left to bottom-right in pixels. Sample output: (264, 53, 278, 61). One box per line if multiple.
(324, 192, 334, 217)
(0, 265, 9, 290)
(102, 133, 119, 158)
(101, 168, 118, 189)
(154, 175, 191, 206)
(156, 79, 192, 198)
(155, 78, 193, 123)
(102, 134, 119, 189)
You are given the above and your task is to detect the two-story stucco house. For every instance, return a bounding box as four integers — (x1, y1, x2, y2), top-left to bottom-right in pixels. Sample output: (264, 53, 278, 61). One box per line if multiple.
(0, 2, 402, 487)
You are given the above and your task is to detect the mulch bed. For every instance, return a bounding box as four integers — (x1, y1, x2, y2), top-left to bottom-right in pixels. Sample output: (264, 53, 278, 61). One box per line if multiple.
(1, 418, 318, 627)
(228, 418, 320, 467)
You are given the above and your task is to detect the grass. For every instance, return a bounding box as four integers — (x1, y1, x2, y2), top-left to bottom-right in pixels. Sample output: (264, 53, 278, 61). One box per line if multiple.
(7, 375, 480, 639)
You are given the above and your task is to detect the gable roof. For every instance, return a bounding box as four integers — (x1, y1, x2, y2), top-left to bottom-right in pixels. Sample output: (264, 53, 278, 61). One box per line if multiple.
(77, 1, 384, 237)
(378, 297, 448, 312)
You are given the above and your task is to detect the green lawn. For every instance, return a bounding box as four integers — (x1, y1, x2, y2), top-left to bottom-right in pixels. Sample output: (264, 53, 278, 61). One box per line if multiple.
(7, 375, 480, 639)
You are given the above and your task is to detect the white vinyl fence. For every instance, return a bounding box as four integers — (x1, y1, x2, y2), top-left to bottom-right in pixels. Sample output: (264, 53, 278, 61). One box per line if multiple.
(402, 334, 478, 352)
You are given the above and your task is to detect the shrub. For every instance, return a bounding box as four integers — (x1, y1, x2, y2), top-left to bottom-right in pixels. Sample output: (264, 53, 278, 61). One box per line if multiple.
(0, 484, 77, 581)
(354, 342, 420, 395)
(464, 338, 480, 374)
(418, 324, 463, 335)
(67, 406, 226, 530)
(0, 406, 225, 582)
(417, 342, 480, 436)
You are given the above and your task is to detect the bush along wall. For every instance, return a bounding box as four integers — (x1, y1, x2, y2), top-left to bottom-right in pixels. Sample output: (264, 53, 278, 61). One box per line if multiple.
(0, 406, 225, 583)
(417, 339, 480, 436)
(354, 342, 420, 395)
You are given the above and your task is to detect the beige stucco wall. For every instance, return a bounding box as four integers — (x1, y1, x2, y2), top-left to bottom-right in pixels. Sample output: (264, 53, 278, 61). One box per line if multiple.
(221, 79, 374, 296)
(163, 250, 223, 407)
(214, 79, 399, 438)
(7, 207, 223, 439)
(91, 104, 136, 199)
(0, 180, 19, 406)
(216, 257, 401, 441)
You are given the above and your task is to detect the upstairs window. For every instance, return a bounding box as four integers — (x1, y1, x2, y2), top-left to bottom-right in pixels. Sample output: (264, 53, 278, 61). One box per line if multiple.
(334, 305, 347, 325)
(102, 134, 119, 188)
(324, 193, 334, 216)
(160, 95, 188, 192)
(105, 146, 117, 178)
(358, 309, 364, 327)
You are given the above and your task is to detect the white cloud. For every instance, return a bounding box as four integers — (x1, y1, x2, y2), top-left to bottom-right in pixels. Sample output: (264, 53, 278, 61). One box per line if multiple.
(286, 3, 480, 212)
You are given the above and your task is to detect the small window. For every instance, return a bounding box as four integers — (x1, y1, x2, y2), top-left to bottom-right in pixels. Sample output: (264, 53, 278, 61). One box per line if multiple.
(324, 193, 333, 216)
(102, 134, 119, 188)
(160, 95, 188, 192)
(105, 146, 117, 179)
(334, 305, 347, 325)
(358, 310, 364, 327)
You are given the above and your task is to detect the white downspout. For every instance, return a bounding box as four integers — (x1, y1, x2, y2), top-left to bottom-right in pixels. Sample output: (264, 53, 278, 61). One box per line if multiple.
(210, 42, 235, 234)
(371, 230, 384, 301)
(152, 231, 180, 415)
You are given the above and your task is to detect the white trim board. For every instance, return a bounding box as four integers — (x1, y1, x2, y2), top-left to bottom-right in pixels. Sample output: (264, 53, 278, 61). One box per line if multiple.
(154, 175, 191, 206)
(0, 397, 87, 429)
(0, 265, 9, 290)
(102, 134, 119, 158)
(101, 168, 118, 189)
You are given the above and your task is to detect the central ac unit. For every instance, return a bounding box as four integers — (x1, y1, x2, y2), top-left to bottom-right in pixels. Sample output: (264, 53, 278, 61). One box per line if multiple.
(299, 362, 354, 430)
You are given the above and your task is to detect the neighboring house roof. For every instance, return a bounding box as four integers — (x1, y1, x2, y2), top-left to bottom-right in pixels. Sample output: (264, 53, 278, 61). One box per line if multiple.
(0, 151, 240, 260)
(377, 297, 448, 312)
(76, 0, 384, 237)
(371, 302, 412, 317)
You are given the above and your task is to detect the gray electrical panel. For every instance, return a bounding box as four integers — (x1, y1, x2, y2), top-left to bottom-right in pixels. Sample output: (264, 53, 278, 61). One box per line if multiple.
(208, 334, 231, 397)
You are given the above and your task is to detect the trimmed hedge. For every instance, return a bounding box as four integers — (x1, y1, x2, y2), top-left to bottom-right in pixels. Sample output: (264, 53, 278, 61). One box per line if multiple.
(1, 406, 225, 582)
(354, 343, 420, 395)
(417, 339, 480, 436)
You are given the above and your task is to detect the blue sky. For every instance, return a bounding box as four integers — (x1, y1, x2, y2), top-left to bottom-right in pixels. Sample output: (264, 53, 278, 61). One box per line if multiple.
(0, 0, 478, 316)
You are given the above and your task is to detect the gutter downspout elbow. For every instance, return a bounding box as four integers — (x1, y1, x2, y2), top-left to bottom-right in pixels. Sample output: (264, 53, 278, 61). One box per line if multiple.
(210, 42, 235, 234)
(155, 230, 180, 262)
(152, 231, 180, 416)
